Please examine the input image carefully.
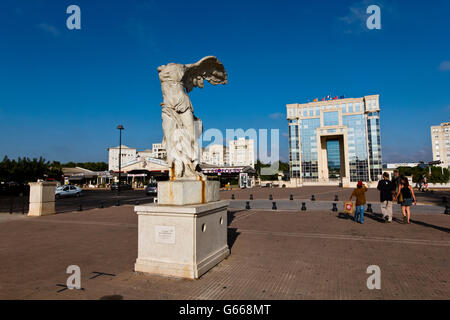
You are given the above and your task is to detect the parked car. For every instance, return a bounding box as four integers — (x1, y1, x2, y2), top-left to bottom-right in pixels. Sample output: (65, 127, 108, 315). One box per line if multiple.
(145, 183, 158, 196)
(55, 185, 82, 198)
(110, 182, 133, 191)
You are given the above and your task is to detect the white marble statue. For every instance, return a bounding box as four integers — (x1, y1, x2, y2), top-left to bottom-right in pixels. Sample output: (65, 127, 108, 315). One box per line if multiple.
(158, 56, 227, 180)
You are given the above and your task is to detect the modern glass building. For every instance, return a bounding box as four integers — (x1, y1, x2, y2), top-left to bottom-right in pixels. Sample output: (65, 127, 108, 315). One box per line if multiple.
(287, 95, 382, 185)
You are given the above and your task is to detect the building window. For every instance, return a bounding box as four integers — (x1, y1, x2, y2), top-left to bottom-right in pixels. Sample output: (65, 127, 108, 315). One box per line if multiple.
(323, 111, 339, 126)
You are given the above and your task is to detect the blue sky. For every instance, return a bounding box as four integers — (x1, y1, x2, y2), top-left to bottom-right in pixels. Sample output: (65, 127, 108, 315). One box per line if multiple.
(0, 0, 449, 163)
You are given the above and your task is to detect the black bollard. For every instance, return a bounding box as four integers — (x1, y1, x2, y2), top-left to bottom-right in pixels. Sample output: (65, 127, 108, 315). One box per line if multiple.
(246, 201, 251, 210)
(116, 199, 120, 206)
(334, 195, 339, 202)
(231, 194, 235, 200)
(311, 195, 315, 201)
(366, 203, 373, 213)
(290, 194, 294, 201)
(332, 203, 338, 212)
(272, 202, 277, 210)
(78, 203, 83, 211)
(445, 205, 450, 215)
(250, 194, 253, 200)
(301, 202, 307, 211)
(269, 194, 273, 200)
(100, 202, 104, 209)
(9, 198, 13, 214)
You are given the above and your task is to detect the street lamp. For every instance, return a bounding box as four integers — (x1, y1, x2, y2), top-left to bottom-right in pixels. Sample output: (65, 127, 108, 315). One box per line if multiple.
(117, 125, 124, 193)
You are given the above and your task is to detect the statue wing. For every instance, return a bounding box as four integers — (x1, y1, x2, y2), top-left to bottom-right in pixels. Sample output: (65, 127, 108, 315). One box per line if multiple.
(183, 56, 228, 93)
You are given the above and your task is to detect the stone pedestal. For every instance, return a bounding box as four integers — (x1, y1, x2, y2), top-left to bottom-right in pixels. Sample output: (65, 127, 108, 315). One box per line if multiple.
(134, 199, 229, 279)
(157, 180, 219, 205)
(28, 181, 57, 216)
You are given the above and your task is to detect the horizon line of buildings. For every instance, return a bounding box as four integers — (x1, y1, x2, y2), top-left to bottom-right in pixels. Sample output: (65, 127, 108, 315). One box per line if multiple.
(107, 137, 256, 173)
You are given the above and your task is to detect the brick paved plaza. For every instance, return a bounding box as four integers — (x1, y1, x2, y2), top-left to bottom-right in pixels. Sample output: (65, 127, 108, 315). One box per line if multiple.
(0, 187, 449, 300)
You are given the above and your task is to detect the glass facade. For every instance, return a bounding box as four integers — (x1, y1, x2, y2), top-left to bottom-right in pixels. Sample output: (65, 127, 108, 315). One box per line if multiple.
(342, 114, 369, 182)
(367, 112, 382, 180)
(327, 140, 341, 179)
(300, 118, 320, 179)
(323, 111, 339, 126)
(287, 96, 382, 182)
(288, 119, 300, 178)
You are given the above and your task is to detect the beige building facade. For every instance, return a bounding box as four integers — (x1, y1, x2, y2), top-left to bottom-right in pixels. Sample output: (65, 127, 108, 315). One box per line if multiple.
(201, 144, 227, 166)
(287, 95, 382, 186)
(431, 122, 450, 168)
(228, 138, 255, 168)
(108, 142, 167, 172)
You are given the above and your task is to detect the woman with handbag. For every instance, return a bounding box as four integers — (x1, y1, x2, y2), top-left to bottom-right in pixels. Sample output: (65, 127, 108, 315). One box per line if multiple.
(396, 177, 417, 224)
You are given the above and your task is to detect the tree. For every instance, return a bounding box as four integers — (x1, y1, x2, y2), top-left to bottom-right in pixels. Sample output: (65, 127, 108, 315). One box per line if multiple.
(0, 157, 108, 183)
(397, 165, 449, 184)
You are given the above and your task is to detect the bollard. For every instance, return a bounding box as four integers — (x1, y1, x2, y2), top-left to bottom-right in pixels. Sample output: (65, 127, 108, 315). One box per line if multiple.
(272, 202, 277, 210)
(269, 194, 273, 200)
(250, 194, 253, 200)
(301, 202, 307, 211)
(332, 203, 338, 212)
(231, 194, 235, 200)
(78, 203, 83, 211)
(334, 195, 339, 202)
(245, 201, 251, 210)
(311, 195, 315, 201)
(9, 198, 13, 214)
(366, 203, 373, 213)
(445, 205, 450, 215)
(100, 202, 104, 209)
(116, 200, 120, 206)
(290, 194, 294, 201)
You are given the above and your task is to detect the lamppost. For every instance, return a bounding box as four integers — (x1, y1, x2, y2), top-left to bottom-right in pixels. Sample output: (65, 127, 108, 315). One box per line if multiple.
(117, 125, 124, 193)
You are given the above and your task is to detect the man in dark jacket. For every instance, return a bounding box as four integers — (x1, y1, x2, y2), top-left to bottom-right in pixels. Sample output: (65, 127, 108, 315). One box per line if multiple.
(378, 172, 395, 222)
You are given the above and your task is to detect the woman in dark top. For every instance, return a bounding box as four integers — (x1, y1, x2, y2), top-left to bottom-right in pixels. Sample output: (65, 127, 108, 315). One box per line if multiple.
(396, 177, 416, 224)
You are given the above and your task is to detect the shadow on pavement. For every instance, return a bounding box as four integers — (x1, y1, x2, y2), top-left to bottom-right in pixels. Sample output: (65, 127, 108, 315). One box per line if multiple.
(227, 228, 240, 250)
(410, 219, 450, 234)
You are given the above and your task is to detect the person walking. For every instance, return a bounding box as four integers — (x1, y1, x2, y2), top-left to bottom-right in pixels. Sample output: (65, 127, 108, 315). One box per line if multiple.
(423, 174, 429, 192)
(396, 177, 416, 224)
(377, 172, 395, 223)
(349, 181, 368, 224)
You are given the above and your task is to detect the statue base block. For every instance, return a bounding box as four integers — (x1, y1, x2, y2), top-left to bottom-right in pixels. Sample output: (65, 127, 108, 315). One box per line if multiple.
(157, 180, 219, 205)
(134, 200, 229, 279)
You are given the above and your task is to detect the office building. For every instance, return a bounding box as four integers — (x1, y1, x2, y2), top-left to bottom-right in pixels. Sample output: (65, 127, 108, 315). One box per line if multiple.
(287, 94, 382, 185)
(228, 138, 255, 168)
(108, 142, 166, 171)
(431, 122, 450, 168)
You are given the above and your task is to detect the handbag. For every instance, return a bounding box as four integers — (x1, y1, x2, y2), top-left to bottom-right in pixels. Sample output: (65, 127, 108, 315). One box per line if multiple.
(344, 201, 355, 214)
